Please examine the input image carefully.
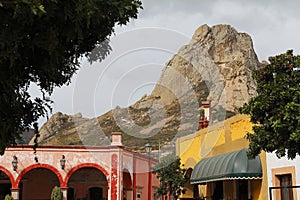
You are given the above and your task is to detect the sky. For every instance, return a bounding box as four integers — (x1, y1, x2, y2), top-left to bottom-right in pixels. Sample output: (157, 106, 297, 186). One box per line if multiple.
(32, 0, 300, 125)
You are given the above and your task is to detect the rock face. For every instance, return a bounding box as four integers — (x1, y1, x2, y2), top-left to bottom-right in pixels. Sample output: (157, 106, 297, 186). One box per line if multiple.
(30, 24, 261, 153)
(151, 24, 258, 113)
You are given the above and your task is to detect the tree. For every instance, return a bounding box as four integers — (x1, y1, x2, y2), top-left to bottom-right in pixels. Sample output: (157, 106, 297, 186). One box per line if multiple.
(239, 50, 300, 159)
(51, 186, 63, 200)
(152, 156, 187, 200)
(0, 0, 142, 154)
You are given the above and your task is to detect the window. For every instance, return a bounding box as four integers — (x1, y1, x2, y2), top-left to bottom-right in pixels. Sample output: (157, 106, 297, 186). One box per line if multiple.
(278, 174, 293, 200)
(272, 166, 297, 200)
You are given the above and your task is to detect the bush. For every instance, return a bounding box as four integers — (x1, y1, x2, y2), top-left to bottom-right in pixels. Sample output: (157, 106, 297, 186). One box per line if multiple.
(4, 194, 14, 200)
(51, 186, 63, 200)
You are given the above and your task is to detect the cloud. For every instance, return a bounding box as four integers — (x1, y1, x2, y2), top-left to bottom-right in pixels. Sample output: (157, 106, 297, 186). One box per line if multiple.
(121, 0, 300, 60)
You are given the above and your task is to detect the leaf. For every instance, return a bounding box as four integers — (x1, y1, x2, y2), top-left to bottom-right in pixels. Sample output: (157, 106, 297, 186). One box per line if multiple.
(31, 7, 37, 15)
(38, 5, 46, 13)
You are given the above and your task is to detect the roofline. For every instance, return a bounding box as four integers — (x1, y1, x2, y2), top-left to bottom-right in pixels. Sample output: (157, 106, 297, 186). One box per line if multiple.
(176, 114, 250, 143)
(5, 145, 157, 162)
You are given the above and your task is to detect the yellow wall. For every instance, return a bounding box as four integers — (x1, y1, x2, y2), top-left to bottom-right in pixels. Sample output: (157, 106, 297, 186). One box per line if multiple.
(176, 114, 268, 199)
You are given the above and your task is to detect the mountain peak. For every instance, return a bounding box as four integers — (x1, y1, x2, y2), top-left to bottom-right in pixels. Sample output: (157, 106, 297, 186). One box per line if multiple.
(32, 24, 261, 154)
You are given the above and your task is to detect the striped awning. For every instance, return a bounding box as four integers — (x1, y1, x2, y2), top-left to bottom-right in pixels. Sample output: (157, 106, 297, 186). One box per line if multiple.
(190, 149, 262, 184)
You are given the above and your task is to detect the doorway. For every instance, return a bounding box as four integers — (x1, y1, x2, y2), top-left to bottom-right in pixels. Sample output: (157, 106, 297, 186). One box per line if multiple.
(67, 187, 75, 200)
(238, 180, 248, 200)
(89, 187, 103, 200)
(212, 181, 223, 200)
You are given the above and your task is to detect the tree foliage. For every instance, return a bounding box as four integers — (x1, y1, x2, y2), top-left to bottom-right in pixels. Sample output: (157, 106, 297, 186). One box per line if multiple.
(4, 194, 14, 200)
(239, 50, 300, 159)
(0, 0, 142, 154)
(152, 156, 187, 200)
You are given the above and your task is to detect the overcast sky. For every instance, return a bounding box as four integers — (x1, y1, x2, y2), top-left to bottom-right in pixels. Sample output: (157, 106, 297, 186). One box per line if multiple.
(33, 0, 300, 125)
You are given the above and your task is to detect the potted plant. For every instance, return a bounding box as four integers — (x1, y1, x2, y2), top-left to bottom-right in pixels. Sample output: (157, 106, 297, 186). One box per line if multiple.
(199, 109, 205, 119)
(199, 109, 205, 129)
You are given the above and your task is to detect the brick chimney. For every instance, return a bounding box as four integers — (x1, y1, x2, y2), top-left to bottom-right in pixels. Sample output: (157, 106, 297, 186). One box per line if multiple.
(111, 132, 123, 146)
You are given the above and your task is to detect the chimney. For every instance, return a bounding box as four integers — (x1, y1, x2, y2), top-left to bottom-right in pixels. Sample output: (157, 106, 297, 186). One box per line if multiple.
(111, 132, 123, 146)
(199, 101, 211, 130)
(201, 101, 211, 122)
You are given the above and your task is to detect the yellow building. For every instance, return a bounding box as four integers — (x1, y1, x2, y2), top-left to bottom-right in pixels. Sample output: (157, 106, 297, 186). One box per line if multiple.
(176, 115, 268, 200)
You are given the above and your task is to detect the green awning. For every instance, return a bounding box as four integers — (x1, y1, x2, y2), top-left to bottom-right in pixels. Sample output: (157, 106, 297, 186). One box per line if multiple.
(190, 149, 262, 184)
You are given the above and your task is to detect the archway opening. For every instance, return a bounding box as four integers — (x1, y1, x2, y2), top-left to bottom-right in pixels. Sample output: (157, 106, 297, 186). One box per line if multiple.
(0, 171, 12, 199)
(20, 168, 60, 200)
(123, 170, 132, 200)
(67, 167, 108, 200)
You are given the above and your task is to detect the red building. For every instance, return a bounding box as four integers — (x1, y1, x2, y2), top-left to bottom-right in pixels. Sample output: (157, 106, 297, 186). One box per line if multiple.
(0, 132, 158, 200)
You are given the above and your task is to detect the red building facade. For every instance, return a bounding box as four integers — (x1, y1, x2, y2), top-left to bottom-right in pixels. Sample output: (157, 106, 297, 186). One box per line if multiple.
(0, 132, 158, 200)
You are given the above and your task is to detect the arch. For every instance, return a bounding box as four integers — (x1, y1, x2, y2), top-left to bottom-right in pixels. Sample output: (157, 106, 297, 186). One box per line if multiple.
(64, 163, 110, 187)
(123, 168, 132, 188)
(123, 168, 133, 200)
(0, 166, 15, 188)
(14, 163, 63, 189)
